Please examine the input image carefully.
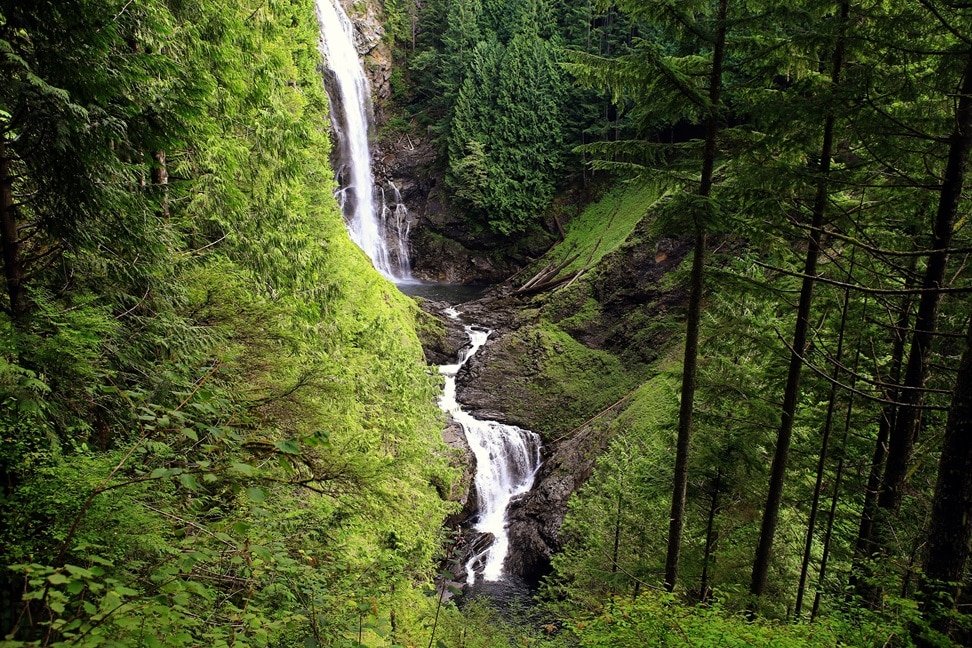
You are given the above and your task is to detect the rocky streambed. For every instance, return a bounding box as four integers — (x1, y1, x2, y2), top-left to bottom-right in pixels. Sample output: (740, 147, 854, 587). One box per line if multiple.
(416, 289, 625, 591)
(412, 224, 690, 593)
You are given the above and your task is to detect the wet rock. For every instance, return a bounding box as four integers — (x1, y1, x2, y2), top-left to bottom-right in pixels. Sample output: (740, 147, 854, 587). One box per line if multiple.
(467, 530, 495, 558)
(337, 0, 393, 123)
(455, 331, 537, 428)
(503, 419, 613, 584)
(340, 0, 384, 54)
(415, 299, 468, 365)
(442, 417, 478, 528)
(447, 530, 495, 586)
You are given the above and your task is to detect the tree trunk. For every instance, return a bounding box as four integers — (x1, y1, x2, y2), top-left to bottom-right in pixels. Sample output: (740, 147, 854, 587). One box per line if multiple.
(915, 316, 972, 642)
(812, 322, 864, 621)
(850, 260, 915, 600)
(749, 0, 848, 604)
(871, 46, 972, 585)
(664, 0, 728, 593)
(795, 251, 855, 619)
(152, 150, 169, 218)
(0, 137, 23, 319)
(699, 470, 721, 604)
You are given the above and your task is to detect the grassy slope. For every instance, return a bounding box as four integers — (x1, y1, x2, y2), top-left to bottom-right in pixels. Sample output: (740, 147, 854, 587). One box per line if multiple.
(488, 180, 681, 438)
(535, 180, 668, 278)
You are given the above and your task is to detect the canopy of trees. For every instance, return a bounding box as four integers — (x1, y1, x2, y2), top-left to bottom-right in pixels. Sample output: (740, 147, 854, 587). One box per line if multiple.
(0, 1, 462, 645)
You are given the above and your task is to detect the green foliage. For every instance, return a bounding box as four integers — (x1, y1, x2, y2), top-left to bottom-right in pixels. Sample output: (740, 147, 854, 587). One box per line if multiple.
(524, 322, 639, 435)
(443, 7, 567, 234)
(404, 0, 632, 235)
(540, 181, 670, 275)
(548, 369, 679, 605)
(563, 593, 907, 647)
(0, 0, 457, 644)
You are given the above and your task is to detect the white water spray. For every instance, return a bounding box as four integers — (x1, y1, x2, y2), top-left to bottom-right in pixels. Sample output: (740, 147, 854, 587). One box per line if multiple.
(438, 308, 541, 584)
(316, 0, 411, 279)
(381, 182, 412, 277)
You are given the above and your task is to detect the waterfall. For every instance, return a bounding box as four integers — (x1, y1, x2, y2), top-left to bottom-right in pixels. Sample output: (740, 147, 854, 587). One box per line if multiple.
(316, 0, 411, 280)
(381, 182, 412, 277)
(439, 308, 541, 584)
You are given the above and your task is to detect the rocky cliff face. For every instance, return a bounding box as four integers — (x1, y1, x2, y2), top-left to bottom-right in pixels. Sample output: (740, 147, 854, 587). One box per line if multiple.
(338, 0, 393, 121)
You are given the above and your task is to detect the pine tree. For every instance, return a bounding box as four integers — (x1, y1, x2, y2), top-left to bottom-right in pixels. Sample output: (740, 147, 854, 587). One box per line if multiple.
(916, 315, 972, 644)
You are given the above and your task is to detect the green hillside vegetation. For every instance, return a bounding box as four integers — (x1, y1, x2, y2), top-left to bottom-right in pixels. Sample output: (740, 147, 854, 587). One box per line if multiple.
(0, 1, 459, 644)
(541, 181, 670, 277)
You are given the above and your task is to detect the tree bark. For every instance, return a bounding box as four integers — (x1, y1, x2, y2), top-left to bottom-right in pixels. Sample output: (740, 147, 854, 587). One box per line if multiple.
(699, 470, 721, 604)
(0, 137, 23, 319)
(749, 0, 849, 604)
(812, 323, 864, 621)
(795, 250, 855, 619)
(871, 46, 972, 585)
(915, 316, 972, 642)
(664, 0, 728, 593)
(152, 150, 169, 218)
(850, 259, 915, 600)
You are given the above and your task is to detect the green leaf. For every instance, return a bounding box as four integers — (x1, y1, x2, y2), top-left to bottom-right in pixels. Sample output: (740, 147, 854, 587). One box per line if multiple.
(65, 564, 94, 578)
(47, 573, 69, 585)
(230, 462, 256, 476)
(274, 439, 301, 455)
(246, 486, 266, 503)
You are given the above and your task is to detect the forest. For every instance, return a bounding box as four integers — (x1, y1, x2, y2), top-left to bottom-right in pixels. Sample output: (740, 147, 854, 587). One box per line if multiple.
(1, 0, 971, 646)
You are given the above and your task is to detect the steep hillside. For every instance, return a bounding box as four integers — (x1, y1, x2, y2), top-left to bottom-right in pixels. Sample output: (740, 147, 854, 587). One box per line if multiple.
(0, 1, 460, 644)
(421, 179, 692, 583)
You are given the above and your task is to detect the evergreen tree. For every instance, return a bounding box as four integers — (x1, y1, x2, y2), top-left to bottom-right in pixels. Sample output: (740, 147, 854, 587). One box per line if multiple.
(445, 18, 565, 234)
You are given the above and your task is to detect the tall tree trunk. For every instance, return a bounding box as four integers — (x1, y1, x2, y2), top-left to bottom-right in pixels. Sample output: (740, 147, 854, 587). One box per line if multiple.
(850, 258, 916, 599)
(915, 316, 972, 643)
(871, 46, 972, 589)
(749, 0, 849, 603)
(795, 251, 856, 618)
(0, 137, 23, 319)
(812, 321, 864, 621)
(664, 0, 728, 593)
(699, 470, 722, 604)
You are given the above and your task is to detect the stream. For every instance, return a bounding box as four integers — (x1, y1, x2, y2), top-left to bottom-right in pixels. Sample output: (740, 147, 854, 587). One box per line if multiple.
(317, 0, 543, 594)
(437, 307, 542, 587)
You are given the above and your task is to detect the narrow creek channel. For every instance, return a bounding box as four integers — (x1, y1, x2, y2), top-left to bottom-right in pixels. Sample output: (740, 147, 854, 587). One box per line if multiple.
(437, 307, 542, 587)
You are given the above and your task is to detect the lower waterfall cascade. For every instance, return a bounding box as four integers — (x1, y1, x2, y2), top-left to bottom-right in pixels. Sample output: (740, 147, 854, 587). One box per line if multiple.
(437, 308, 542, 585)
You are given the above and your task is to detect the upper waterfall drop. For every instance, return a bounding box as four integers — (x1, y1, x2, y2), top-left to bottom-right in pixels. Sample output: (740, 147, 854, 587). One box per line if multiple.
(316, 0, 411, 280)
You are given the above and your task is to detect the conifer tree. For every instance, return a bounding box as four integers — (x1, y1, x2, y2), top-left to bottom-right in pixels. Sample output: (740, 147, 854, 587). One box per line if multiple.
(916, 314, 972, 644)
(867, 10, 972, 604)
(749, 0, 850, 604)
